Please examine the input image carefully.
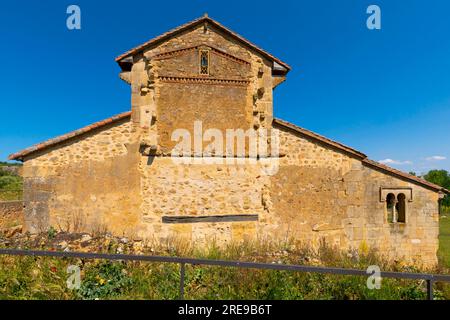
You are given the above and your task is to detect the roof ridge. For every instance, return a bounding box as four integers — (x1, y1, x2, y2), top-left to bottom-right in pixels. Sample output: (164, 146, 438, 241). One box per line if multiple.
(115, 15, 290, 71)
(8, 111, 131, 161)
(115, 16, 205, 62)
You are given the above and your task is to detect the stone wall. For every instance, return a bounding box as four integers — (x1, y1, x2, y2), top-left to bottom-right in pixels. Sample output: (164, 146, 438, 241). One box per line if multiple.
(266, 126, 440, 266)
(22, 119, 143, 236)
(157, 82, 250, 154)
(20, 118, 441, 266)
(0, 201, 23, 229)
(138, 156, 265, 245)
(128, 23, 275, 157)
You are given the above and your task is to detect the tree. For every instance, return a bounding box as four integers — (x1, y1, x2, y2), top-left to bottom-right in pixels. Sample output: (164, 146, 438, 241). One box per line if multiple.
(423, 170, 450, 207)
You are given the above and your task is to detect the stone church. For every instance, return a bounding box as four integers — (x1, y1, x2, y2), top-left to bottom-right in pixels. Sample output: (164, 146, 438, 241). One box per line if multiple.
(9, 15, 448, 266)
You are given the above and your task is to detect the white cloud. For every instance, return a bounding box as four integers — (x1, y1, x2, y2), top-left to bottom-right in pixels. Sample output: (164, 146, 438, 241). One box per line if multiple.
(425, 155, 446, 161)
(379, 159, 413, 166)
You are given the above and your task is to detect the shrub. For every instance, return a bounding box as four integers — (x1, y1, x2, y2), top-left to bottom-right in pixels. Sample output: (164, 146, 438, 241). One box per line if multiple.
(77, 261, 133, 300)
(0, 238, 448, 300)
(0, 176, 21, 189)
(47, 227, 57, 240)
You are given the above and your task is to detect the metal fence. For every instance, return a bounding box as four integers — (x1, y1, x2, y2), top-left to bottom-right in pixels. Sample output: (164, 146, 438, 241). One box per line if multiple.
(0, 248, 449, 300)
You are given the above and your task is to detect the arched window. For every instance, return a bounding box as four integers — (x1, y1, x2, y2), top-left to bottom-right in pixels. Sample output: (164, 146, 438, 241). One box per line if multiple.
(396, 193, 406, 223)
(386, 193, 396, 223)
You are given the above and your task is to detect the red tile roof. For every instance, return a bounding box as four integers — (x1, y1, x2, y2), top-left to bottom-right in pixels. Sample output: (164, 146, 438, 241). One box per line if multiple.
(273, 118, 449, 194)
(8, 111, 448, 194)
(273, 118, 367, 159)
(115, 15, 291, 73)
(361, 158, 449, 194)
(8, 111, 131, 161)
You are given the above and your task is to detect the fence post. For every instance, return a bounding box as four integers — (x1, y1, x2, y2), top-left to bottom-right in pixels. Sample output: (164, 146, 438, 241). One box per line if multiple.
(426, 279, 433, 300)
(179, 263, 185, 300)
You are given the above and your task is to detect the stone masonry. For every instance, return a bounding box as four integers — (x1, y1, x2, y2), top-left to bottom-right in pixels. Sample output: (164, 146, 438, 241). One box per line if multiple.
(9, 15, 448, 267)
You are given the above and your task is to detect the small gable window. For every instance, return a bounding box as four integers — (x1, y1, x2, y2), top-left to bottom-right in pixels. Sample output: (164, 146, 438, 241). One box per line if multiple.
(385, 192, 407, 223)
(200, 50, 209, 75)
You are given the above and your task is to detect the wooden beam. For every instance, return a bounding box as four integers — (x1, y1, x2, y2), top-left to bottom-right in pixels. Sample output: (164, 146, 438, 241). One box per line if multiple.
(162, 214, 259, 224)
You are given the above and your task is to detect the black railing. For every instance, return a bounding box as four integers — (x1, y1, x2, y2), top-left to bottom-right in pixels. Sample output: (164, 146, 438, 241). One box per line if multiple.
(0, 248, 449, 300)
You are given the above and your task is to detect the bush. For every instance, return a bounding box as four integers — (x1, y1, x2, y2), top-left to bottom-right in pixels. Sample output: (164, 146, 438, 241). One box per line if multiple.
(77, 261, 133, 300)
(0, 176, 20, 189)
(0, 239, 448, 300)
(0, 168, 23, 200)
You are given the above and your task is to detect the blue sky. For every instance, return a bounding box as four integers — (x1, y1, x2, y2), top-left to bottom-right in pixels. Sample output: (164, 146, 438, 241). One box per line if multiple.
(0, 0, 449, 174)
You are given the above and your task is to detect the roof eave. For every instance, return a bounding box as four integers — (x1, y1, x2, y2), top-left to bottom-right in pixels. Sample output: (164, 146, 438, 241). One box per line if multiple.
(115, 16, 291, 74)
(8, 111, 132, 162)
(273, 118, 446, 194)
(273, 118, 366, 159)
(362, 159, 446, 194)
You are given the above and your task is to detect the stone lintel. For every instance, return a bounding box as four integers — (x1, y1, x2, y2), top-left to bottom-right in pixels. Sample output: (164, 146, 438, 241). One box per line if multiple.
(380, 187, 413, 202)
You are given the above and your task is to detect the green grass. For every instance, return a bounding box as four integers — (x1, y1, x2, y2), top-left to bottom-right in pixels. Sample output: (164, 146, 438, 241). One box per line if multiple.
(0, 256, 437, 300)
(0, 189, 23, 201)
(0, 162, 21, 167)
(0, 167, 22, 201)
(439, 213, 450, 268)
(0, 238, 449, 300)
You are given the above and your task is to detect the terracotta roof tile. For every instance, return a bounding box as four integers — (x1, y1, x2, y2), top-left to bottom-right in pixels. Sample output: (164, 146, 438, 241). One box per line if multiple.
(362, 158, 449, 194)
(273, 118, 449, 194)
(273, 118, 367, 159)
(8, 111, 131, 161)
(115, 15, 291, 72)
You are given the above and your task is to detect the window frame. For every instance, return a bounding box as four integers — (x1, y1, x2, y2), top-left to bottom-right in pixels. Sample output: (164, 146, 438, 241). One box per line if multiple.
(199, 49, 210, 75)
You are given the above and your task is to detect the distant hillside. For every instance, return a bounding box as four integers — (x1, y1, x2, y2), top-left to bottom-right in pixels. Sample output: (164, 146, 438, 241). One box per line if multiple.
(0, 164, 23, 200)
(0, 161, 22, 167)
(0, 162, 22, 177)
